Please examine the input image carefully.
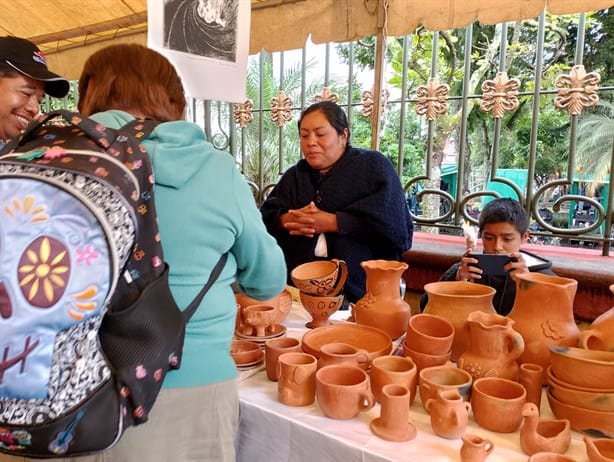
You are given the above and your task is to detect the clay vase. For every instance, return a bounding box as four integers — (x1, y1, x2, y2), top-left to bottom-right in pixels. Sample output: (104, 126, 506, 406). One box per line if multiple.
(457, 311, 524, 381)
(508, 273, 579, 381)
(423, 281, 496, 361)
(370, 384, 417, 442)
(353, 260, 410, 340)
(584, 436, 614, 462)
(425, 389, 471, 439)
(460, 433, 494, 462)
(519, 363, 544, 411)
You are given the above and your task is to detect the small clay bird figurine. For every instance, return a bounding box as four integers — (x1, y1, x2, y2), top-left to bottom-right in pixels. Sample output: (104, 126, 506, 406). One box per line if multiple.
(520, 402, 571, 456)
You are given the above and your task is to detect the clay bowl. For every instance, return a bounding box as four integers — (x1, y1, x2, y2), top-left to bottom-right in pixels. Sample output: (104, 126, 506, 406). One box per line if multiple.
(418, 363, 473, 410)
(298, 292, 345, 328)
(584, 436, 614, 461)
(471, 377, 527, 433)
(547, 366, 614, 412)
(403, 342, 451, 372)
(550, 346, 614, 390)
(547, 389, 614, 438)
(405, 313, 454, 356)
(230, 339, 264, 366)
(290, 260, 343, 296)
(235, 288, 293, 325)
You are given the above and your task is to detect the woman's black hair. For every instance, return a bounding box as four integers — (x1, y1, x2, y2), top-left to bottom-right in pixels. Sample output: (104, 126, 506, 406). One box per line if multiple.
(478, 198, 530, 235)
(298, 101, 351, 141)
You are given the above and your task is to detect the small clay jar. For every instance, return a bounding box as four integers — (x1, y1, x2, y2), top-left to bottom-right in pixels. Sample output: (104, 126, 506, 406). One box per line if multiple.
(370, 384, 417, 442)
(519, 362, 544, 410)
(370, 355, 417, 404)
(425, 388, 471, 439)
(460, 433, 494, 462)
(318, 342, 370, 370)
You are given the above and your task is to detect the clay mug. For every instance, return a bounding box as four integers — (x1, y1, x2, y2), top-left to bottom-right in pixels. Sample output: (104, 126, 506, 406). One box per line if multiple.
(471, 376, 527, 433)
(265, 336, 302, 381)
(277, 352, 317, 406)
(370, 384, 417, 442)
(370, 355, 417, 404)
(290, 259, 348, 296)
(315, 364, 374, 419)
(242, 304, 276, 336)
(405, 313, 454, 355)
(425, 388, 471, 439)
(318, 342, 370, 370)
(418, 362, 473, 410)
(519, 362, 544, 411)
(460, 433, 494, 462)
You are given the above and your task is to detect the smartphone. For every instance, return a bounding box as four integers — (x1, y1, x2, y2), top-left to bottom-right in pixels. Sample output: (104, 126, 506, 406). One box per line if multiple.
(468, 254, 513, 276)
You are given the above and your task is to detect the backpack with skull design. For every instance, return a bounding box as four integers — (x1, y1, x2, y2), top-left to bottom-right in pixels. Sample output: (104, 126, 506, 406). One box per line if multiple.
(0, 110, 226, 458)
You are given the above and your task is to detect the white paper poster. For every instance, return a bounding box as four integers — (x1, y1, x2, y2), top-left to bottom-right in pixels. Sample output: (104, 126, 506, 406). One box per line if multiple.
(148, 0, 250, 102)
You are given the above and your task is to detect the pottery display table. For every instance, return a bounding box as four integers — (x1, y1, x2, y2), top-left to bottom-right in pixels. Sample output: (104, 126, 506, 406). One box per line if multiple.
(236, 302, 588, 462)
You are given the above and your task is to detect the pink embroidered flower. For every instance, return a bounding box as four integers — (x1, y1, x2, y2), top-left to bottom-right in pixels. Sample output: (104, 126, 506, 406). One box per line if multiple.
(135, 365, 147, 379)
(154, 369, 163, 381)
(151, 256, 162, 268)
(43, 146, 67, 159)
(132, 159, 143, 169)
(76, 245, 100, 265)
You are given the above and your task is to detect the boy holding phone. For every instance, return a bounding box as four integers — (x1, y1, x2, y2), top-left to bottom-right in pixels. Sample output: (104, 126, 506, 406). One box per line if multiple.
(421, 198, 554, 315)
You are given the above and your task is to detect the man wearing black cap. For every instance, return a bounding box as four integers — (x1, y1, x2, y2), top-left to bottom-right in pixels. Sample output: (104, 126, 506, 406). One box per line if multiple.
(0, 36, 69, 147)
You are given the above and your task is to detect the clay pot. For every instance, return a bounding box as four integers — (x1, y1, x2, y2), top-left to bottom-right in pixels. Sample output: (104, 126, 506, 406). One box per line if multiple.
(425, 388, 471, 439)
(471, 377, 527, 433)
(290, 259, 348, 296)
(353, 260, 410, 340)
(508, 273, 579, 378)
(419, 363, 473, 410)
(370, 355, 417, 404)
(299, 292, 345, 328)
(457, 311, 524, 381)
(230, 339, 263, 366)
(318, 342, 370, 370)
(580, 303, 614, 352)
(528, 453, 577, 462)
(242, 304, 277, 337)
(549, 346, 614, 390)
(370, 384, 417, 442)
(584, 436, 614, 462)
(520, 363, 545, 411)
(520, 402, 571, 456)
(423, 281, 496, 361)
(235, 288, 293, 326)
(315, 364, 374, 419)
(460, 433, 494, 462)
(405, 313, 454, 356)
(277, 352, 317, 406)
(403, 342, 451, 372)
(265, 337, 302, 381)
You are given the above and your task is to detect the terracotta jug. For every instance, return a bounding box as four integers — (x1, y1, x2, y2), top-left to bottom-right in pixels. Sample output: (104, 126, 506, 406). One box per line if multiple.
(425, 389, 470, 439)
(423, 281, 496, 361)
(370, 384, 417, 442)
(457, 311, 524, 381)
(508, 273, 579, 380)
(353, 260, 410, 340)
(460, 433, 494, 462)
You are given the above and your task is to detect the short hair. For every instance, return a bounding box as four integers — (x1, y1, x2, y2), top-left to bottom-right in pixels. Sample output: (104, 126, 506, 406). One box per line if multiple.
(78, 44, 186, 121)
(478, 198, 529, 235)
(298, 101, 350, 140)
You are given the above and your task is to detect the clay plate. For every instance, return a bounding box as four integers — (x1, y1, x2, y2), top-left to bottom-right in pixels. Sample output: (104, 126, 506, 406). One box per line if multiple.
(547, 389, 614, 438)
(301, 323, 392, 361)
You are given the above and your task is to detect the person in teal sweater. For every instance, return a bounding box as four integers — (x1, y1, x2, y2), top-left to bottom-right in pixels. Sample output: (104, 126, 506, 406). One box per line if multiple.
(73, 44, 286, 462)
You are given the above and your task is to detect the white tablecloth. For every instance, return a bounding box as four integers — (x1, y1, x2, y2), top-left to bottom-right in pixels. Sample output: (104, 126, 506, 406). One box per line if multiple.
(236, 302, 588, 462)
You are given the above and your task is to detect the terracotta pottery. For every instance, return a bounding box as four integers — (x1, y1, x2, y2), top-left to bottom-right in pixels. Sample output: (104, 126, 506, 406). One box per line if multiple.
(405, 313, 454, 356)
(425, 388, 471, 439)
(546, 389, 614, 438)
(520, 402, 571, 456)
(527, 453, 577, 462)
(298, 292, 345, 328)
(369, 355, 417, 404)
(290, 259, 348, 296)
(520, 363, 545, 411)
(370, 384, 417, 442)
(230, 339, 263, 366)
(318, 342, 370, 370)
(508, 273, 579, 379)
(353, 260, 410, 340)
(265, 337, 302, 381)
(457, 311, 524, 381)
(235, 288, 293, 325)
(423, 281, 496, 361)
(584, 436, 614, 462)
(419, 363, 473, 410)
(277, 352, 318, 406)
(547, 365, 614, 412)
(580, 300, 614, 352)
(471, 377, 527, 433)
(549, 346, 614, 390)
(403, 342, 451, 372)
(315, 364, 375, 419)
(241, 304, 277, 337)
(460, 433, 494, 462)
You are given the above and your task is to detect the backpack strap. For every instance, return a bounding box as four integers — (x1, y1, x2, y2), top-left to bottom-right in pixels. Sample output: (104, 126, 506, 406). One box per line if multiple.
(182, 252, 229, 322)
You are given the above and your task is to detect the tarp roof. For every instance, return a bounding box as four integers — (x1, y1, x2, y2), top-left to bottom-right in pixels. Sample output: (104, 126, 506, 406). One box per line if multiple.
(0, 0, 612, 80)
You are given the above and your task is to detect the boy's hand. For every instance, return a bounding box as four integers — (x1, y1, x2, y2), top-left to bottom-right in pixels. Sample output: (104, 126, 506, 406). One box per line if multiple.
(456, 249, 482, 281)
(505, 252, 528, 280)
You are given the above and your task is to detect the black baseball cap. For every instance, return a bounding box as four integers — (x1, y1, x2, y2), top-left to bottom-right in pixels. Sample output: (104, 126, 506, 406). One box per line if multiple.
(0, 36, 69, 98)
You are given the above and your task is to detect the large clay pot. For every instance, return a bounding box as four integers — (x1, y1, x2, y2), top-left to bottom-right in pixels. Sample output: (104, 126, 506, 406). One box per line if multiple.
(508, 273, 579, 380)
(353, 260, 410, 340)
(423, 281, 496, 361)
(457, 311, 524, 381)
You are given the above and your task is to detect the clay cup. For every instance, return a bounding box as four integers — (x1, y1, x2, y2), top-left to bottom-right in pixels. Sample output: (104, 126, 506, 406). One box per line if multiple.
(405, 313, 454, 355)
(316, 364, 374, 419)
(291, 259, 348, 296)
(471, 377, 527, 433)
(318, 342, 370, 370)
(370, 355, 417, 404)
(277, 352, 318, 406)
(265, 337, 302, 381)
(419, 363, 473, 411)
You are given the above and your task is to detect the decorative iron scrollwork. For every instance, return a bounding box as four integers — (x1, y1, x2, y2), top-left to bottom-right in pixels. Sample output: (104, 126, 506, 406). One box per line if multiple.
(270, 91, 294, 127)
(314, 87, 339, 103)
(554, 65, 601, 116)
(415, 77, 450, 121)
(233, 99, 254, 128)
(360, 88, 390, 117)
(480, 72, 520, 119)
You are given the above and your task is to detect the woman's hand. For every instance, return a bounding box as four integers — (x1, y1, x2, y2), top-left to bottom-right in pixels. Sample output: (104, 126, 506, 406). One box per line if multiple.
(280, 201, 337, 237)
